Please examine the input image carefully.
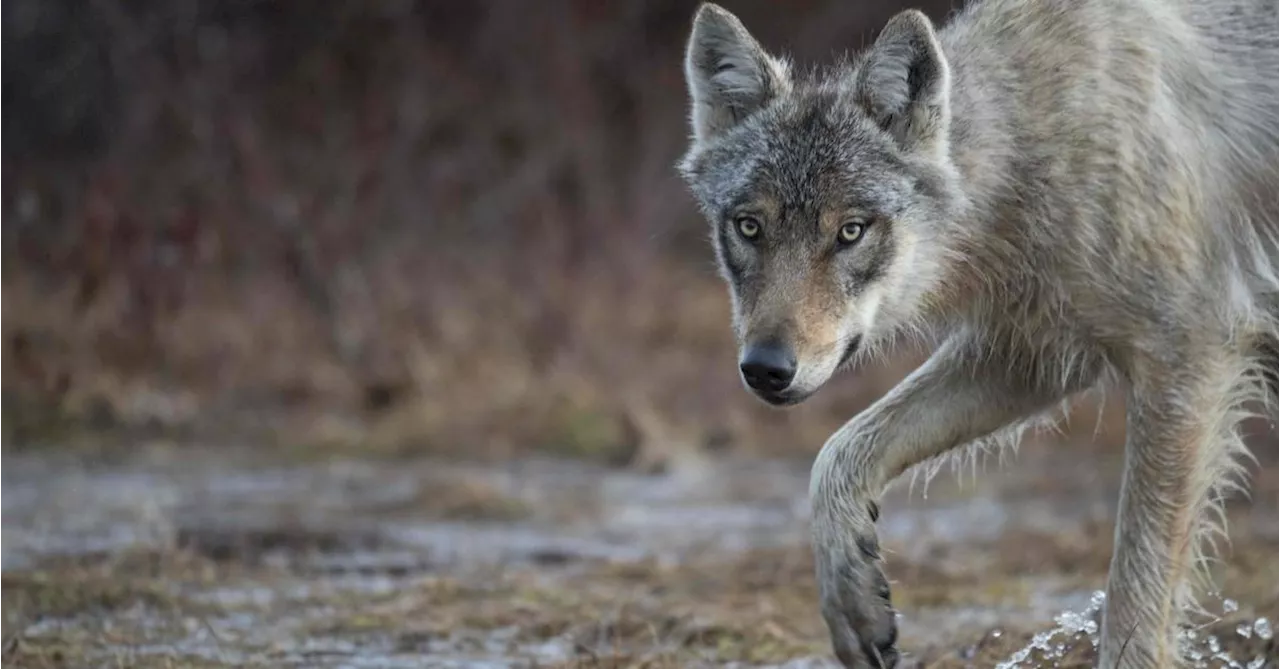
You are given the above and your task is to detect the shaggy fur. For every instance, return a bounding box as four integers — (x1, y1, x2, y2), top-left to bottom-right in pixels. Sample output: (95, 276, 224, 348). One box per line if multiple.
(676, 1, 1278, 667)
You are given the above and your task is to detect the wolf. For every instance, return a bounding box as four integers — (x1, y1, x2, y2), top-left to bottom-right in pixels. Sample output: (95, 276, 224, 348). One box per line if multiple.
(675, 0, 1279, 666)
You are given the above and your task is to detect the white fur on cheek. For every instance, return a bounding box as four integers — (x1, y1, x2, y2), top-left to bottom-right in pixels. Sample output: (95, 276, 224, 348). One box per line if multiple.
(867, 226, 921, 331)
(858, 284, 885, 331)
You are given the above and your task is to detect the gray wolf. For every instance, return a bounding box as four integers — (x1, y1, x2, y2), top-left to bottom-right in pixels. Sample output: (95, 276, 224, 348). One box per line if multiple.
(675, 0, 1279, 666)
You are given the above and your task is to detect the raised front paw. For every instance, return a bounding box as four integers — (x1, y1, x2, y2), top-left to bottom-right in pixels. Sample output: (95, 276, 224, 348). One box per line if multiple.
(813, 504, 900, 668)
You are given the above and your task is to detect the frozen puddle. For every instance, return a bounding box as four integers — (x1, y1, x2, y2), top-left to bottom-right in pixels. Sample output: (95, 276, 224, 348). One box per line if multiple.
(1, 451, 1102, 572)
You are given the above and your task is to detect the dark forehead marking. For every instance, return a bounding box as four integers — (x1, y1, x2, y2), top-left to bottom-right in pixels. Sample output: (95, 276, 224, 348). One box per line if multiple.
(759, 94, 847, 207)
(754, 92, 903, 201)
(687, 81, 915, 222)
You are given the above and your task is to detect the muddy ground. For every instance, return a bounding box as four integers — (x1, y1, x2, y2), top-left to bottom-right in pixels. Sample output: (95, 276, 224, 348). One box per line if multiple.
(2, 436, 1277, 668)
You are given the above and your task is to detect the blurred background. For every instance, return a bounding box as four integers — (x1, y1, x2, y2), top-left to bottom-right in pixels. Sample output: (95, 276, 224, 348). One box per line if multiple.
(3, 2, 1276, 667)
(1, 0, 980, 464)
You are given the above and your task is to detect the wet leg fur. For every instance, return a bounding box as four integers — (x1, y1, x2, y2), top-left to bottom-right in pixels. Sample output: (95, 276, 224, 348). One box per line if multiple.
(1099, 346, 1270, 667)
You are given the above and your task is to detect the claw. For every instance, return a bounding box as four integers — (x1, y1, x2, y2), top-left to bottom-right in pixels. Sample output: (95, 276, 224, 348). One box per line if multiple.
(867, 645, 888, 669)
(870, 645, 901, 669)
(858, 630, 900, 669)
(857, 534, 881, 560)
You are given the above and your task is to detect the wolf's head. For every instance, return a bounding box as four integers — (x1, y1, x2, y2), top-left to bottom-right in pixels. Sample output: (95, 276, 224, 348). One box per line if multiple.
(677, 3, 966, 406)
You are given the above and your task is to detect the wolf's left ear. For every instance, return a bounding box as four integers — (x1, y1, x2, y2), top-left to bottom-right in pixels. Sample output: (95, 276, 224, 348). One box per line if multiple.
(684, 3, 792, 146)
(855, 10, 951, 157)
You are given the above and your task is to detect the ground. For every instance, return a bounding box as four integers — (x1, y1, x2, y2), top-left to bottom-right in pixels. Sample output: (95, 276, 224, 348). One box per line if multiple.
(2, 436, 1277, 668)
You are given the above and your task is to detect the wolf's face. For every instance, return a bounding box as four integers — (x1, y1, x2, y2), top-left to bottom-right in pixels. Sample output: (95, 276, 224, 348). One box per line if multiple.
(678, 3, 962, 406)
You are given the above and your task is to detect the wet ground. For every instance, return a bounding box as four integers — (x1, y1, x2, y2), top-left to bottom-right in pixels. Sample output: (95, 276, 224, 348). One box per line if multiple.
(2, 438, 1277, 668)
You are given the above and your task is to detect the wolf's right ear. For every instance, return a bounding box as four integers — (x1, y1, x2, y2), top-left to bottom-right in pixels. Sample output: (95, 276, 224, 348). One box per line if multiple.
(684, 3, 791, 146)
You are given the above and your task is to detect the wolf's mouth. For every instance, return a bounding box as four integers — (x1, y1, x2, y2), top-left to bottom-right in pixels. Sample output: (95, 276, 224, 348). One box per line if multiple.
(753, 389, 810, 407)
(837, 335, 864, 368)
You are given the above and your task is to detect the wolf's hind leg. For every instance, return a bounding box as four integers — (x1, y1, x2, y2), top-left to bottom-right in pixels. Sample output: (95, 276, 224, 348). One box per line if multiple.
(1099, 350, 1256, 668)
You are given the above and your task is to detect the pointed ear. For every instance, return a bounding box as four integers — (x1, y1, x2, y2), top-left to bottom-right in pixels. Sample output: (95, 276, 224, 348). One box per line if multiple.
(684, 3, 792, 145)
(855, 10, 951, 156)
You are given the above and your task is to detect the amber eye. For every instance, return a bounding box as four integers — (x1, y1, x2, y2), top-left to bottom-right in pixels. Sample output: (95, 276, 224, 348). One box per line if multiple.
(838, 221, 866, 245)
(735, 216, 761, 241)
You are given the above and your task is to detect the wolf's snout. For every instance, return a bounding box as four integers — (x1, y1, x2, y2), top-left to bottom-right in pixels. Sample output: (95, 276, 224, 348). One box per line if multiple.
(739, 343, 797, 393)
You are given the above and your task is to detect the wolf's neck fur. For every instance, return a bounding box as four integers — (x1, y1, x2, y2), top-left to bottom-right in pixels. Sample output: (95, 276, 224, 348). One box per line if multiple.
(936, 0, 1030, 237)
(921, 5, 1043, 323)
(916, 68, 1016, 328)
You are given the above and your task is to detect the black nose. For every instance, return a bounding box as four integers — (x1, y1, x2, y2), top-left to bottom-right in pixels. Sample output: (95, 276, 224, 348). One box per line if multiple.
(739, 343, 797, 393)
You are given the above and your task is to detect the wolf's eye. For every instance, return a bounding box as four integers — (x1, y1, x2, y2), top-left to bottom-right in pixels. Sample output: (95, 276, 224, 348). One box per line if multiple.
(837, 221, 866, 245)
(735, 216, 761, 241)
